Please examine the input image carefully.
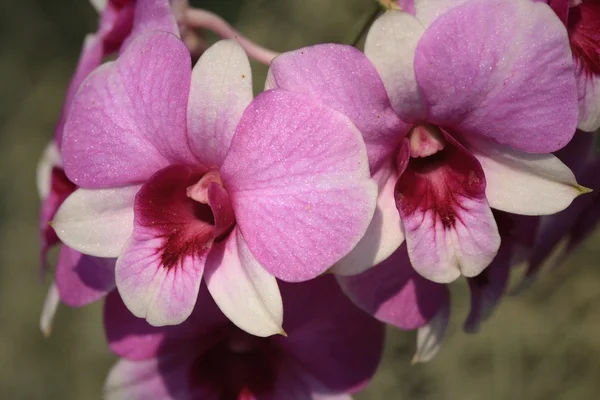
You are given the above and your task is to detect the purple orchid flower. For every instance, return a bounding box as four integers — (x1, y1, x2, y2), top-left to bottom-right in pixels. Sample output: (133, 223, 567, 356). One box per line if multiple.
(103, 275, 384, 399)
(545, 0, 600, 131)
(267, 0, 584, 284)
(51, 30, 376, 336)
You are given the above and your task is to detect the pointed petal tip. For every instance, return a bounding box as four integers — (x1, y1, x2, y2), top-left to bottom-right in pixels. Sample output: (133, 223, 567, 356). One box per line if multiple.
(279, 328, 288, 337)
(577, 185, 593, 195)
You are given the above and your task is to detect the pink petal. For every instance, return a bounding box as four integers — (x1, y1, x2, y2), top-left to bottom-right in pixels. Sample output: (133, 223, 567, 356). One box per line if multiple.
(52, 186, 139, 258)
(54, 34, 104, 146)
(99, 1, 135, 54)
(221, 90, 377, 282)
(275, 276, 385, 394)
(396, 139, 500, 283)
(124, 0, 180, 48)
(467, 136, 584, 215)
(116, 236, 207, 326)
(337, 245, 449, 330)
(331, 165, 404, 276)
(62, 31, 195, 188)
(56, 246, 116, 307)
(364, 11, 427, 122)
(414, 0, 578, 153)
(187, 40, 253, 168)
(412, 303, 449, 363)
(267, 44, 407, 170)
(464, 244, 510, 333)
(116, 166, 216, 326)
(204, 229, 284, 337)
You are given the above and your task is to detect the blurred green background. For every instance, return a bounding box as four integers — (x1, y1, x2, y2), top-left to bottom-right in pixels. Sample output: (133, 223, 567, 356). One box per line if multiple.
(1, 0, 599, 398)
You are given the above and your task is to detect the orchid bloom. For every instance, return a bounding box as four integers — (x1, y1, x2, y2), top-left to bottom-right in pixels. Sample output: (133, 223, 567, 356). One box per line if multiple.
(545, 0, 600, 131)
(36, 0, 182, 335)
(338, 211, 538, 363)
(267, 0, 584, 284)
(103, 276, 384, 400)
(52, 27, 376, 337)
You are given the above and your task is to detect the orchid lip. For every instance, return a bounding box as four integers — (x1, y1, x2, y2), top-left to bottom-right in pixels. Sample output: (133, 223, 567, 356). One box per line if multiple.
(134, 165, 236, 270)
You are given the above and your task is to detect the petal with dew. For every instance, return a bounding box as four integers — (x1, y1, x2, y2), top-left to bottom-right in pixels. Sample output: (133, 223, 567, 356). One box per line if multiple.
(337, 244, 449, 330)
(467, 136, 584, 215)
(187, 39, 253, 168)
(56, 246, 115, 307)
(267, 44, 406, 171)
(332, 164, 404, 276)
(62, 31, 195, 188)
(396, 140, 500, 283)
(221, 90, 377, 282)
(52, 186, 139, 258)
(414, 0, 578, 153)
(205, 228, 283, 337)
(364, 11, 427, 122)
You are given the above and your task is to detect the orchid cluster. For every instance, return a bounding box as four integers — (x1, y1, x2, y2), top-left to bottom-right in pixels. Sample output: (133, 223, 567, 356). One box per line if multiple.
(36, 0, 600, 398)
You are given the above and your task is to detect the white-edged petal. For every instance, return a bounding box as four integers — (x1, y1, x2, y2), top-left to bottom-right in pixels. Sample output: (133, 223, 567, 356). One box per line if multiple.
(205, 228, 283, 337)
(468, 136, 586, 215)
(187, 39, 253, 167)
(52, 185, 141, 257)
(365, 11, 426, 121)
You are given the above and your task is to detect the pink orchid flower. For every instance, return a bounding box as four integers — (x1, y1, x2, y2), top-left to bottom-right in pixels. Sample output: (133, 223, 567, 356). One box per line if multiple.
(103, 275, 384, 400)
(52, 30, 376, 336)
(545, 0, 600, 131)
(36, 0, 182, 335)
(338, 211, 538, 362)
(267, 0, 584, 284)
